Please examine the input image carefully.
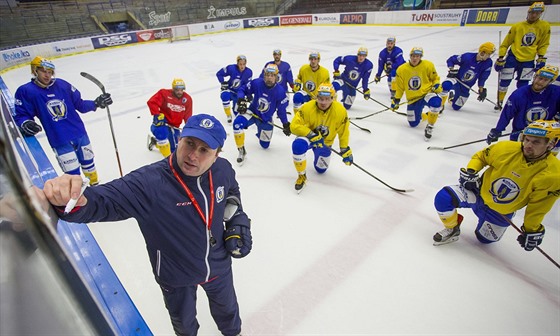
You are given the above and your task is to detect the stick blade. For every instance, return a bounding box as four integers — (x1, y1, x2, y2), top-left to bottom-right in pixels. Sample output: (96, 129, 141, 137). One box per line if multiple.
(427, 146, 445, 150)
(80, 72, 105, 93)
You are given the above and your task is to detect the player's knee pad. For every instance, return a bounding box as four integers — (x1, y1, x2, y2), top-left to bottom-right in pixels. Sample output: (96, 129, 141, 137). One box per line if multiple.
(451, 95, 467, 110)
(441, 79, 454, 92)
(220, 91, 231, 104)
(434, 187, 459, 212)
(313, 147, 331, 174)
(56, 150, 80, 174)
(519, 67, 535, 82)
(500, 67, 514, 81)
(332, 79, 343, 91)
(79, 142, 95, 162)
(258, 128, 273, 149)
(292, 137, 310, 155)
(233, 115, 249, 130)
(343, 94, 355, 109)
(475, 220, 508, 243)
(151, 124, 169, 141)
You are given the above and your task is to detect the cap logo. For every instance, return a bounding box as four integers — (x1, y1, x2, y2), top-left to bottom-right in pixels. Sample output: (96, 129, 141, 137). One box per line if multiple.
(199, 118, 215, 129)
(524, 127, 547, 136)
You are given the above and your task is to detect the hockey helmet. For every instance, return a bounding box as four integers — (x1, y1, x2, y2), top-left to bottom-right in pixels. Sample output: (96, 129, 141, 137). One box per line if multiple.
(387, 36, 396, 43)
(273, 49, 282, 55)
(263, 63, 279, 75)
(172, 78, 186, 90)
(357, 47, 368, 56)
(317, 82, 335, 98)
(236, 55, 247, 62)
(522, 119, 560, 145)
(528, 2, 545, 12)
(30, 56, 55, 75)
(535, 65, 559, 82)
(309, 52, 321, 60)
(479, 42, 496, 55)
(410, 47, 423, 56)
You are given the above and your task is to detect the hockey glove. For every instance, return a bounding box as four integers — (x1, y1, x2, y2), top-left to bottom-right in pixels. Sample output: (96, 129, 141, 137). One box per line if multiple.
(384, 61, 393, 74)
(459, 168, 480, 192)
(517, 225, 545, 251)
(535, 56, 546, 70)
(477, 87, 487, 102)
(237, 98, 248, 114)
(432, 83, 442, 93)
(293, 80, 302, 92)
(153, 113, 166, 127)
(447, 68, 459, 78)
(390, 98, 401, 111)
(95, 93, 113, 109)
(224, 221, 252, 258)
(20, 119, 42, 136)
(282, 122, 291, 136)
(363, 89, 371, 100)
(494, 57, 505, 72)
(374, 74, 381, 83)
(486, 128, 501, 144)
(220, 81, 229, 91)
(307, 132, 325, 149)
(333, 70, 341, 80)
(315, 125, 329, 137)
(341, 147, 353, 166)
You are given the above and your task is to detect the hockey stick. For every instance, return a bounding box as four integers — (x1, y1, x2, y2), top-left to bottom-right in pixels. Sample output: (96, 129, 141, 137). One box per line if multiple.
(330, 148, 414, 193)
(454, 78, 498, 106)
(344, 81, 407, 117)
(368, 73, 388, 85)
(427, 131, 517, 150)
(255, 112, 371, 135)
(80, 72, 123, 177)
(499, 214, 560, 269)
(495, 31, 502, 111)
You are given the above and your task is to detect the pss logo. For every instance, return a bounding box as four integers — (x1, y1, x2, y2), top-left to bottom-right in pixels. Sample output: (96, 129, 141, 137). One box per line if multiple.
(247, 18, 275, 27)
(97, 34, 132, 47)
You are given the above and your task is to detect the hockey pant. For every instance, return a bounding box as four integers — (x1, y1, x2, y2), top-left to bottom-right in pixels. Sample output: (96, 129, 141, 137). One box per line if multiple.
(498, 52, 535, 93)
(52, 135, 95, 176)
(333, 78, 357, 110)
(434, 184, 514, 243)
(233, 114, 274, 148)
(441, 79, 471, 110)
(292, 136, 331, 174)
(406, 93, 442, 127)
(159, 267, 241, 336)
(293, 91, 312, 111)
(151, 124, 181, 152)
(220, 90, 240, 110)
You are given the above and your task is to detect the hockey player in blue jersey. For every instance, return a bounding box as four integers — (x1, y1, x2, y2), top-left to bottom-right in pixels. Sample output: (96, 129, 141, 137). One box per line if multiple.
(216, 55, 253, 124)
(13, 56, 113, 185)
(440, 42, 495, 112)
(374, 37, 405, 98)
(233, 64, 290, 165)
(332, 47, 374, 110)
(487, 65, 560, 155)
(259, 49, 294, 93)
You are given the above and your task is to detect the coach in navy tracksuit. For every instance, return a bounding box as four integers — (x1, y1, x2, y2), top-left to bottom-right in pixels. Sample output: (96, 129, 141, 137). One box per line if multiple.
(43, 114, 252, 336)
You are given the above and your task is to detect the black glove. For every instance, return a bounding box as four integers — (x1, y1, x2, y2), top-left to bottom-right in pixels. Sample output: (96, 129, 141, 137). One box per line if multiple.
(517, 225, 545, 251)
(477, 87, 487, 102)
(447, 68, 459, 78)
(486, 128, 501, 144)
(95, 93, 113, 109)
(20, 119, 42, 136)
(459, 168, 480, 192)
(237, 98, 248, 114)
(220, 81, 229, 91)
(224, 221, 252, 258)
(282, 122, 291, 136)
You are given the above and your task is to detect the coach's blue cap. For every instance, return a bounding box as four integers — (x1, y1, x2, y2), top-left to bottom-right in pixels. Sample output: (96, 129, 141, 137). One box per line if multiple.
(180, 114, 227, 149)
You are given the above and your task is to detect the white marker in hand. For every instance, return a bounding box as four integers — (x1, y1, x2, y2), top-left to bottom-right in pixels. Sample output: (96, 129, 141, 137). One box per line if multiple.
(63, 177, 89, 215)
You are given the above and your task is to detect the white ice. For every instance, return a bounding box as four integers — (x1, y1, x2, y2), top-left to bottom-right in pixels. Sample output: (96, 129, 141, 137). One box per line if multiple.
(3, 25, 559, 335)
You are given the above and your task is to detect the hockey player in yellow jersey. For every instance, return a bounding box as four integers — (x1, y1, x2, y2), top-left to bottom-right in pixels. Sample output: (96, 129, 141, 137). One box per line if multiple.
(290, 82, 351, 193)
(494, 2, 551, 110)
(392, 47, 442, 141)
(292, 52, 330, 113)
(433, 119, 560, 249)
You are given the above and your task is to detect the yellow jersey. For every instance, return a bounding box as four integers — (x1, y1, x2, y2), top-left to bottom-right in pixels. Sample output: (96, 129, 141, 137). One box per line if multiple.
(296, 64, 330, 98)
(467, 141, 560, 232)
(393, 59, 440, 103)
(499, 19, 550, 62)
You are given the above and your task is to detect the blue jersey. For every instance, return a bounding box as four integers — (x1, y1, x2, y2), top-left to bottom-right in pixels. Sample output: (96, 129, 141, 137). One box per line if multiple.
(259, 61, 294, 92)
(376, 46, 405, 77)
(216, 64, 253, 91)
(333, 55, 374, 91)
(237, 78, 289, 124)
(446, 52, 492, 88)
(495, 84, 560, 133)
(14, 78, 97, 147)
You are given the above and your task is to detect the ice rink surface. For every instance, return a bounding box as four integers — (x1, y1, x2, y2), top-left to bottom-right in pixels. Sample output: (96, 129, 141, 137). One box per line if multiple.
(3, 24, 560, 335)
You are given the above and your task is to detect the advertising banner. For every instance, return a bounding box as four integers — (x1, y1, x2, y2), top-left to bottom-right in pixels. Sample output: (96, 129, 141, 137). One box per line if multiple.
(243, 17, 280, 28)
(91, 33, 138, 49)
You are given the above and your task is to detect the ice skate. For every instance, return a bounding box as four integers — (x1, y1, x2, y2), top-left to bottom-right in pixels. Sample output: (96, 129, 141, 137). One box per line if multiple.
(295, 173, 307, 193)
(424, 124, 434, 141)
(236, 146, 246, 165)
(433, 214, 463, 246)
(147, 135, 156, 151)
(227, 114, 232, 124)
(494, 101, 502, 112)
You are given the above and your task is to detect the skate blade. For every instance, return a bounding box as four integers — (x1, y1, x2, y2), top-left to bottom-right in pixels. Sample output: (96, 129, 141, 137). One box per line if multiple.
(295, 183, 306, 194)
(433, 236, 459, 246)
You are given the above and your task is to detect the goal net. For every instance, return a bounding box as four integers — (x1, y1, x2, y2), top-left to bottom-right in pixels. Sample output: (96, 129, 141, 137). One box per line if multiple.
(170, 25, 191, 43)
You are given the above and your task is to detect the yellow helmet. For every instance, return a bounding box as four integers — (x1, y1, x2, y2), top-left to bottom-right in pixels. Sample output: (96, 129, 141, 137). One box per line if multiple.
(535, 65, 559, 82)
(172, 78, 186, 90)
(309, 52, 320, 60)
(479, 42, 496, 55)
(528, 2, 545, 12)
(263, 63, 279, 75)
(410, 47, 423, 56)
(317, 82, 335, 98)
(522, 119, 560, 144)
(30, 56, 55, 75)
(357, 47, 368, 57)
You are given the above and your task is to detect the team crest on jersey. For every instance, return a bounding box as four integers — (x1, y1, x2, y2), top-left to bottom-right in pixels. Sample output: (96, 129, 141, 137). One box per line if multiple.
(524, 107, 547, 123)
(349, 70, 360, 81)
(257, 97, 271, 113)
(47, 99, 67, 121)
(232, 79, 241, 89)
(489, 178, 520, 204)
(182, 97, 187, 104)
(304, 80, 317, 93)
(521, 32, 537, 47)
(462, 70, 476, 82)
(277, 73, 284, 83)
(408, 76, 422, 91)
(215, 186, 225, 203)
